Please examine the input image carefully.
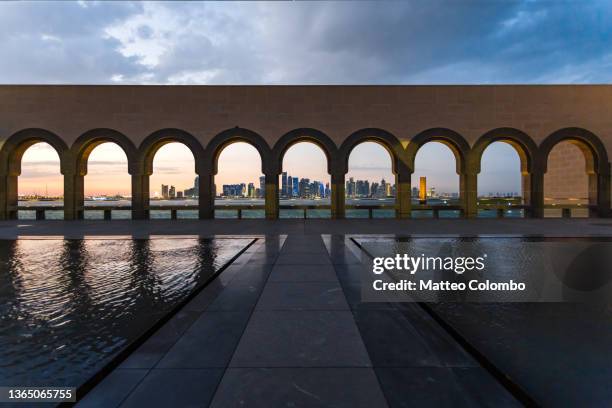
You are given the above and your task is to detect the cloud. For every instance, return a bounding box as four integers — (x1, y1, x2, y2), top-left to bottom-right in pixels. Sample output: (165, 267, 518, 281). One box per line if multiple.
(1, 1, 611, 85)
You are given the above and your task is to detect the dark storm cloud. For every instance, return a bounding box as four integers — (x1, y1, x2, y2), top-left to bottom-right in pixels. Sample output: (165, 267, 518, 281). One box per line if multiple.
(1, 1, 610, 84)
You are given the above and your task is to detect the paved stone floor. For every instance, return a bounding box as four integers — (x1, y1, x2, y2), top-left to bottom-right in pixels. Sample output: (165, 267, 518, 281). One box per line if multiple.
(74, 232, 520, 408)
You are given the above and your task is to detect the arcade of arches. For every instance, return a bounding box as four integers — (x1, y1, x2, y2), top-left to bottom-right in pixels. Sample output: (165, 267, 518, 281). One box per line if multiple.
(1, 85, 611, 220)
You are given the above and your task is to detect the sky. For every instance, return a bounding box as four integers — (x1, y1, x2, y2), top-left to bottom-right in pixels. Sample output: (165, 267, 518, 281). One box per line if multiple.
(8, 1, 612, 197)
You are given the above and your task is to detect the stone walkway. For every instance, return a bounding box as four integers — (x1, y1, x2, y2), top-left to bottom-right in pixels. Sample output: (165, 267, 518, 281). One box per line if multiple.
(77, 234, 518, 407)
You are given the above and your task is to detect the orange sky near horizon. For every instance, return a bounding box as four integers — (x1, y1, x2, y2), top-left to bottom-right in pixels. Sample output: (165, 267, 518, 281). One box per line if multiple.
(17, 140, 522, 198)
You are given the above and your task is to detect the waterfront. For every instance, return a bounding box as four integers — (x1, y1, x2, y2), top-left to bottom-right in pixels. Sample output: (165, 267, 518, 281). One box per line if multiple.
(0, 237, 252, 390)
(17, 198, 534, 219)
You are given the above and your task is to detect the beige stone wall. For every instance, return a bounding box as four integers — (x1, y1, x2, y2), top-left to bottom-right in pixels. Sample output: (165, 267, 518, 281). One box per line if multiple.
(544, 142, 588, 202)
(1, 85, 612, 149)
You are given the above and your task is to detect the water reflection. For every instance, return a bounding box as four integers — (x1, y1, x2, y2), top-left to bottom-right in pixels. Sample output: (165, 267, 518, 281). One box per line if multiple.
(0, 238, 251, 388)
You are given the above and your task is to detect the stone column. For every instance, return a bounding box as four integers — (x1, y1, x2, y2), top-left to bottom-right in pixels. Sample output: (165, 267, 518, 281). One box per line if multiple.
(396, 170, 412, 219)
(64, 172, 84, 220)
(591, 170, 610, 217)
(460, 172, 478, 218)
(526, 171, 544, 218)
(265, 173, 279, 220)
(131, 173, 149, 220)
(331, 173, 345, 219)
(198, 173, 215, 219)
(0, 174, 18, 220)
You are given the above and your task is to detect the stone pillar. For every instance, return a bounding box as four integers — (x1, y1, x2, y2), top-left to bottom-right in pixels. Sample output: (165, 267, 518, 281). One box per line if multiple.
(131, 173, 149, 220)
(591, 170, 610, 218)
(0, 174, 18, 220)
(331, 173, 345, 219)
(526, 171, 544, 218)
(396, 171, 412, 219)
(64, 172, 84, 220)
(198, 173, 215, 219)
(460, 172, 478, 218)
(265, 173, 279, 220)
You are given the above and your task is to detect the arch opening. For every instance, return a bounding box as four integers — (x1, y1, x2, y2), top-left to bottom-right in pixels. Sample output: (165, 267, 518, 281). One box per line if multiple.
(280, 141, 331, 219)
(413, 141, 461, 218)
(83, 142, 131, 220)
(149, 142, 198, 219)
(346, 141, 396, 218)
(544, 140, 593, 218)
(17, 142, 64, 220)
(214, 142, 264, 219)
(477, 141, 524, 218)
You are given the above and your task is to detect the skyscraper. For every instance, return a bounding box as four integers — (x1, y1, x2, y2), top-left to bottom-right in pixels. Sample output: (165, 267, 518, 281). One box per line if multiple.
(419, 177, 427, 201)
(287, 175, 293, 197)
(169, 185, 176, 199)
(292, 177, 299, 197)
(194, 176, 199, 196)
(161, 184, 169, 199)
(281, 172, 288, 197)
(248, 182, 255, 198)
(259, 176, 266, 198)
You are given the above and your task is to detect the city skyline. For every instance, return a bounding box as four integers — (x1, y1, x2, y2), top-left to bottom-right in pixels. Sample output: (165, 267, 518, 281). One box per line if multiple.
(16, 139, 522, 198)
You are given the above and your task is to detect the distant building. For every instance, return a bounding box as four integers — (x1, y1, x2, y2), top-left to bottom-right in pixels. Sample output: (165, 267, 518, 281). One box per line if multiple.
(281, 172, 288, 197)
(419, 177, 427, 201)
(259, 176, 266, 198)
(161, 184, 169, 199)
(292, 177, 299, 197)
(169, 185, 176, 199)
(325, 183, 330, 198)
(176, 191, 183, 199)
(248, 182, 255, 198)
(412, 186, 419, 198)
(222, 184, 245, 197)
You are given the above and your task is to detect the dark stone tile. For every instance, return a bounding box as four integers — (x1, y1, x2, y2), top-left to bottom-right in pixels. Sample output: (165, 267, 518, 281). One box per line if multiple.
(275, 252, 331, 265)
(232, 251, 278, 265)
(340, 279, 399, 311)
(395, 304, 477, 367)
(334, 264, 368, 283)
(77, 369, 148, 408)
(281, 240, 328, 254)
(256, 282, 349, 311)
(210, 368, 388, 408)
(120, 310, 200, 369)
(376, 367, 519, 408)
(353, 310, 442, 367)
(227, 264, 273, 287)
(157, 311, 250, 368)
(230, 311, 371, 367)
(120, 368, 224, 408)
(206, 284, 261, 311)
(269, 264, 338, 282)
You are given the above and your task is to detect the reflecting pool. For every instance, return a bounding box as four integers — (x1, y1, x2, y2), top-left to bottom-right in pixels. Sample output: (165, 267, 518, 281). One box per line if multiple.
(0, 238, 252, 390)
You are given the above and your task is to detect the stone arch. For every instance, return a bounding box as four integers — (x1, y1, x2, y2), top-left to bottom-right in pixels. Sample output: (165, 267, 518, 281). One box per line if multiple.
(539, 127, 609, 175)
(1, 128, 68, 176)
(539, 127, 610, 216)
(139, 128, 205, 175)
(71, 128, 138, 176)
(272, 128, 338, 175)
(338, 128, 406, 175)
(406, 128, 470, 174)
(471, 128, 537, 174)
(205, 127, 271, 175)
